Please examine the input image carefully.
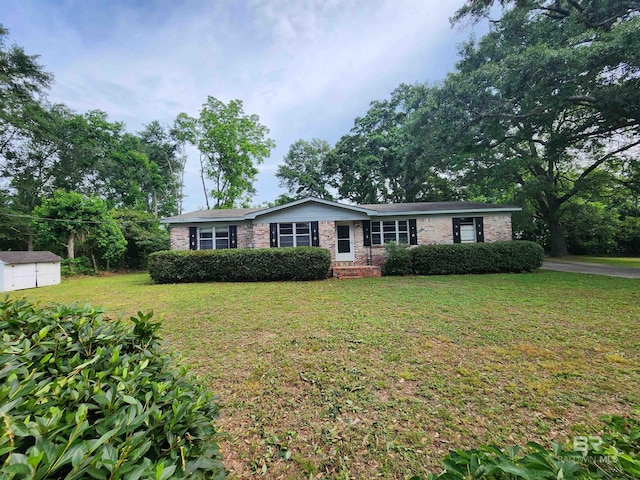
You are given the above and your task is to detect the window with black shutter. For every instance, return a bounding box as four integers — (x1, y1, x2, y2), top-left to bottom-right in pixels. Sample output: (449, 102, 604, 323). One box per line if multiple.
(363, 220, 371, 246)
(475, 217, 484, 243)
(409, 219, 418, 245)
(452, 217, 484, 243)
(229, 225, 238, 248)
(311, 221, 320, 247)
(189, 227, 198, 250)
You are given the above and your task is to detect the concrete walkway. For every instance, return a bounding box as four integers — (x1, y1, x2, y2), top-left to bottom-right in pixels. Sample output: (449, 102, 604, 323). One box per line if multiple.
(541, 260, 640, 279)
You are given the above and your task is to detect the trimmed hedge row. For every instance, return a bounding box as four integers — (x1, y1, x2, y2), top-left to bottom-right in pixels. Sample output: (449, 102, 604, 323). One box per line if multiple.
(0, 297, 227, 479)
(384, 241, 544, 276)
(148, 247, 332, 283)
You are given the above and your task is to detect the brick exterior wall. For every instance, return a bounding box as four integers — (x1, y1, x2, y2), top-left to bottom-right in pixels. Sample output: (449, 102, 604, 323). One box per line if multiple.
(237, 224, 253, 248)
(170, 226, 190, 250)
(319, 221, 336, 261)
(482, 214, 513, 242)
(417, 216, 454, 244)
(169, 214, 514, 266)
(252, 223, 271, 248)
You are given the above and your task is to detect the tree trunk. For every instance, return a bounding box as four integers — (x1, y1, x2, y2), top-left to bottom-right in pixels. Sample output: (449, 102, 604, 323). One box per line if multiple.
(91, 252, 99, 274)
(199, 153, 210, 209)
(67, 232, 75, 259)
(27, 234, 33, 251)
(548, 220, 568, 257)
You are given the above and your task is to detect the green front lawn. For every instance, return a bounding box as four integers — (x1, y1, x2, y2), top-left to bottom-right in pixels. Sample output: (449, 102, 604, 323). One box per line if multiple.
(567, 256, 640, 269)
(9, 272, 639, 479)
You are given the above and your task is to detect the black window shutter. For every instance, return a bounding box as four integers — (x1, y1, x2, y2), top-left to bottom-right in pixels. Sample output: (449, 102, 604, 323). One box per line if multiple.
(229, 225, 238, 248)
(189, 227, 198, 250)
(475, 217, 485, 243)
(311, 221, 320, 247)
(409, 219, 418, 245)
(269, 223, 278, 248)
(452, 218, 461, 244)
(363, 220, 371, 246)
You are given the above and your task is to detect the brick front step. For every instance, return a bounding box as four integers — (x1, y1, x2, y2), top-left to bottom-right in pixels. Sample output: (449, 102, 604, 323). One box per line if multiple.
(332, 265, 382, 279)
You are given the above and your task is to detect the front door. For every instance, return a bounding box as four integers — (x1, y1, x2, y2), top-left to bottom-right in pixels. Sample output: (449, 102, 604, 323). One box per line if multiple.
(335, 222, 354, 262)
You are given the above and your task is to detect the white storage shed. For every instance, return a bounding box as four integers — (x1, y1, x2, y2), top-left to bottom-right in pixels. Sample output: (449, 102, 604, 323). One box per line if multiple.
(0, 251, 62, 292)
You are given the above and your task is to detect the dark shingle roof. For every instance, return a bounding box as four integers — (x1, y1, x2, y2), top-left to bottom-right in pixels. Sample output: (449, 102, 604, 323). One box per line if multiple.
(0, 251, 62, 264)
(162, 199, 520, 223)
(163, 207, 262, 222)
(361, 201, 519, 213)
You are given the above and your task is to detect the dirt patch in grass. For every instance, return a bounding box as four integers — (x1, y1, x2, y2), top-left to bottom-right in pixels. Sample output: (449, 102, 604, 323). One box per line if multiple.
(12, 271, 640, 479)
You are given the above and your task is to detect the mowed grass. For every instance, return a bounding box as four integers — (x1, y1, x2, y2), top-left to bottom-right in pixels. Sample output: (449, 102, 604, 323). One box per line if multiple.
(567, 255, 640, 269)
(9, 271, 640, 479)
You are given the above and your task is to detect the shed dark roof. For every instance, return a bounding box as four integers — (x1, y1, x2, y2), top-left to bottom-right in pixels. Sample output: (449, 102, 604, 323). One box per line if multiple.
(0, 251, 62, 265)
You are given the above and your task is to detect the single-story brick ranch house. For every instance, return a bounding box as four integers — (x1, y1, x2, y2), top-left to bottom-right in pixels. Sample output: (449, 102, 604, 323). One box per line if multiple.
(162, 197, 520, 276)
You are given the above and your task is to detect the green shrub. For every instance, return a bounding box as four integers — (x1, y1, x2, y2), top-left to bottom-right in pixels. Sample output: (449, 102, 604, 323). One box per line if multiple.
(60, 256, 94, 277)
(411, 241, 544, 275)
(382, 242, 412, 276)
(148, 247, 332, 283)
(0, 297, 227, 479)
(424, 408, 640, 479)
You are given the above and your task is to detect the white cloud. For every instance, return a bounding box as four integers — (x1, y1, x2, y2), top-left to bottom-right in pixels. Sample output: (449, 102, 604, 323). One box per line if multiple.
(0, 0, 481, 211)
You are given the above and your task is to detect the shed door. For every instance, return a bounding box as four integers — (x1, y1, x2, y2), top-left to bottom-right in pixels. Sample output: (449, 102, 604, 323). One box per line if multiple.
(36, 262, 61, 287)
(11, 264, 37, 291)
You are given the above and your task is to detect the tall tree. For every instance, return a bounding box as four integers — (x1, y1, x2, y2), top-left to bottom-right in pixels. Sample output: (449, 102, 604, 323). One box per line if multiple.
(327, 84, 460, 204)
(453, 0, 639, 30)
(277, 138, 334, 200)
(432, 3, 640, 256)
(178, 97, 275, 209)
(139, 120, 181, 216)
(171, 113, 198, 212)
(112, 209, 169, 269)
(32, 190, 126, 271)
(0, 25, 52, 161)
(3, 106, 124, 214)
(98, 133, 163, 213)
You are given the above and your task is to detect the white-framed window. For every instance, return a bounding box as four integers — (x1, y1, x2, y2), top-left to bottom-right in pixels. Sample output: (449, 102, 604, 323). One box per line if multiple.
(459, 217, 476, 243)
(371, 220, 409, 245)
(452, 217, 484, 244)
(198, 226, 230, 250)
(278, 222, 311, 247)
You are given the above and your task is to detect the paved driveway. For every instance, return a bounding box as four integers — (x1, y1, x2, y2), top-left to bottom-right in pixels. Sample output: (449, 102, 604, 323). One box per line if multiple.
(541, 260, 640, 279)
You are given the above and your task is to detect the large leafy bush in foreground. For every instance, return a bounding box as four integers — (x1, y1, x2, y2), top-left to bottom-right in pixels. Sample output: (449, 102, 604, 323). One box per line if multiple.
(0, 297, 227, 479)
(148, 247, 331, 283)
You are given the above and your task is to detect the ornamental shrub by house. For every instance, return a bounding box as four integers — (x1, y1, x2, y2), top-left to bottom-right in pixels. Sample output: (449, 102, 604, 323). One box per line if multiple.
(410, 241, 544, 275)
(381, 242, 412, 276)
(0, 297, 227, 480)
(148, 247, 332, 283)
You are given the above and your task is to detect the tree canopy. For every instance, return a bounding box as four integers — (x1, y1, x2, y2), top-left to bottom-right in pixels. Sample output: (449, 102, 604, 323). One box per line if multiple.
(32, 190, 126, 271)
(277, 0, 639, 256)
(276, 138, 334, 200)
(438, 0, 640, 255)
(0, 25, 186, 268)
(176, 97, 275, 208)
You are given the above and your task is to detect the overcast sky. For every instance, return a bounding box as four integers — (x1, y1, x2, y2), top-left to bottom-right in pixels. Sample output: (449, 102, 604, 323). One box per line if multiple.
(1, 0, 487, 212)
